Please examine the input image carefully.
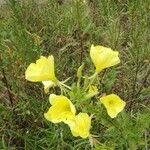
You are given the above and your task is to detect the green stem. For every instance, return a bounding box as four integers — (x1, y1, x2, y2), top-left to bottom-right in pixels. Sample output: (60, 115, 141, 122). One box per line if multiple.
(88, 72, 98, 79)
(59, 82, 71, 90)
(85, 72, 98, 91)
(77, 78, 81, 88)
(58, 83, 63, 95)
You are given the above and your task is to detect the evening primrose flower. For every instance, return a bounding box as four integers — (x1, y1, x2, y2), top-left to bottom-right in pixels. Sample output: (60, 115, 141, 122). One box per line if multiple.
(44, 94, 76, 123)
(25, 56, 57, 92)
(25, 56, 56, 82)
(66, 113, 91, 138)
(90, 45, 120, 73)
(100, 94, 126, 118)
(42, 81, 56, 93)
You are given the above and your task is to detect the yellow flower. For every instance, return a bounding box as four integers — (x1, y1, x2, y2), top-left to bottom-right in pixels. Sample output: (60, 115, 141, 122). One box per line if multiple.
(66, 113, 91, 138)
(25, 55, 56, 82)
(44, 94, 76, 123)
(25, 56, 57, 93)
(100, 94, 126, 118)
(90, 44, 120, 73)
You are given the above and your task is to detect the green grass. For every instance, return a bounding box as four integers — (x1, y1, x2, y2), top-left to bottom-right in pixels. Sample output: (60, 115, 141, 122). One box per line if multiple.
(0, 0, 150, 149)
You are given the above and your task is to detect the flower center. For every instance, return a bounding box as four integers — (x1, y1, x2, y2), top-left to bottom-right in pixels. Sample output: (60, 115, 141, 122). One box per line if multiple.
(108, 100, 114, 106)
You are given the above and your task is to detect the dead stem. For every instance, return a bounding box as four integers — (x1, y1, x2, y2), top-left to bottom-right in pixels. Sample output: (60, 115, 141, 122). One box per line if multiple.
(1, 68, 13, 107)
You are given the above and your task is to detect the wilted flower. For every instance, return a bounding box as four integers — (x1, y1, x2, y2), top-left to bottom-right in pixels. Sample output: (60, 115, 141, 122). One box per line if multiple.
(90, 44, 120, 73)
(42, 81, 56, 93)
(88, 85, 98, 95)
(33, 34, 42, 46)
(44, 94, 76, 123)
(66, 113, 91, 138)
(85, 85, 99, 99)
(25, 56, 57, 92)
(100, 94, 126, 118)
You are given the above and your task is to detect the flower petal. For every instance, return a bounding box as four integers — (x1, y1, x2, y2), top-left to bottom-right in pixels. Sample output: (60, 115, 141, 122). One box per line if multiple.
(42, 81, 55, 93)
(90, 45, 120, 73)
(100, 94, 126, 118)
(66, 113, 91, 138)
(25, 55, 56, 82)
(44, 94, 76, 123)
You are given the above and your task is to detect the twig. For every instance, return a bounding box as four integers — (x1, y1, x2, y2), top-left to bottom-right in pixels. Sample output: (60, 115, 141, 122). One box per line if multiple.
(135, 68, 150, 98)
(129, 52, 140, 110)
(80, 34, 84, 66)
(75, 0, 84, 65)
(1, 68, 13, 107)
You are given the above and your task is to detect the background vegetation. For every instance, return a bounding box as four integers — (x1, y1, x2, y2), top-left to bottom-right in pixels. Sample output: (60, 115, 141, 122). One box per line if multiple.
(0, 0, 150, 149)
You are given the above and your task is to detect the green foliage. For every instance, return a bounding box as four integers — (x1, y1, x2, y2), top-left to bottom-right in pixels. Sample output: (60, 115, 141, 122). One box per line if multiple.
(0, 0, 150, 149)
(102, 69, 117, 93)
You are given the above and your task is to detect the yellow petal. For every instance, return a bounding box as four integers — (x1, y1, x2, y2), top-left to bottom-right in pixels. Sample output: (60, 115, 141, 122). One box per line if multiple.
(66, 113, 91, 138)
(25, 55, 56, 82)
(44, 94, 76, 123)
(90, 45, 120, 73)
(100, 94, 126, 118)
(42, 81, 55, 93)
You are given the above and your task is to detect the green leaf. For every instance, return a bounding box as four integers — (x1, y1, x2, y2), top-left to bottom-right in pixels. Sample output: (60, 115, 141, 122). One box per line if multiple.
(77, 63, 85, 79)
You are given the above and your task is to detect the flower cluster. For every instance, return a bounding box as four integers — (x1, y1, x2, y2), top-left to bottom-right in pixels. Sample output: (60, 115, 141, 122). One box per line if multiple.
(25, 44, 126, 139)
